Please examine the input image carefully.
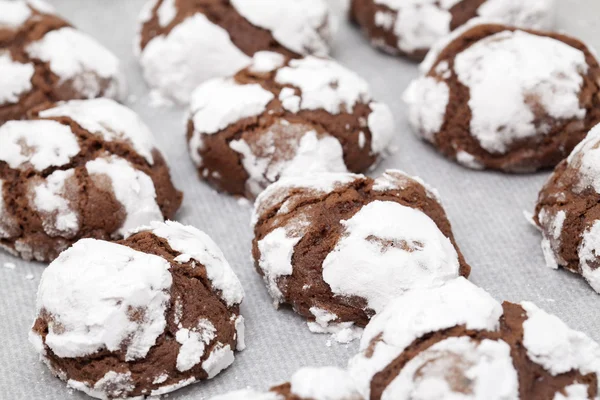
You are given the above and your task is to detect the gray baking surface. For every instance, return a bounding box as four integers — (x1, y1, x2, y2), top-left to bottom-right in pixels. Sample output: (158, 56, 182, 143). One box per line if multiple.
(2, 1, 600, 398)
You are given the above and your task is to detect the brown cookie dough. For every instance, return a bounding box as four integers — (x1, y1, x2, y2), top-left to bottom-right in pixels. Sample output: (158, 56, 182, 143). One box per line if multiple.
(0, 98, 182, 262)
(251, 170, 469, 342)
(349, 0, 555, 60)
(187, 52, 394, 199)
(404, 23, 600, 172)
(534, 124, 600, 294)
(135, 0, 333, 104)
(349, 277, 600, 400)
(30, 221, 246, 399)
(0, 0, 126, 126)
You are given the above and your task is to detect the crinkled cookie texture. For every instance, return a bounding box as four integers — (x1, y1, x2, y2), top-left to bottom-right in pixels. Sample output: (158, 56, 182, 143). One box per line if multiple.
(404, 23, 600, 172)
(349, 0, 555, 60)
(136, 0, 333, 104)
(187, 53, 394, 199)
(251, 170, 469, 342)
(534, 124, 600, 295)
(209, 367, 363, 400)
(0, 0, 126, 126)
(0, 98, 182, 262)
(30, 221, 245, 399)
(348, 277, 600, 400)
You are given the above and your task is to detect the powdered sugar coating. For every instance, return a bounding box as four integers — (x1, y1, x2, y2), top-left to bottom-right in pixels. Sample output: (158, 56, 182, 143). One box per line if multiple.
(367, 102, 395, 154)
(537, 208, 566, 271)
(290, 367, 363, 400)
(454, 30, 587, 154)
(249, 51, 286, 73)
(478, 0, 555, 31)
(203, 343, 235, 379)
(0, 0, 33, 28)
(568, 124, 600, 193)
(85, 155, 163, 236)
(175, 319, 217, 372)
(0, 52, 34, 105)
(137, 13, 251, 104)
(579, 221, 600, 292)
(210, 390, 282, 400)
(380, 337, 518, 400)
(39, 99, 158, 165)
(68, 371, 138, 400)
(231, 0, 332, 57)
(553, 384, 590, 400)
(348, 278, 503, 399)
(26, 27, 126, 100)
(403, 77, 449, 142)
(322, 200, 460, 314)
(31, 169, 79, 238)
(139, 221, 245, 307)
(157, 0, 177, 27)
(0, 120, 80, 171)
(32, 239, 172, 360)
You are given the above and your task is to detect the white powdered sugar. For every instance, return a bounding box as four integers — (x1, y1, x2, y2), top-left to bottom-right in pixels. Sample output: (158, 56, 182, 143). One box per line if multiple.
(31, 169, 79, 237)
(249, 51, 286, 74)
(307, 307, 363, 344)
(373, 169, 442, 202)
(579, 220, 600, 293)
(0, 120, 80, 171)
(39, 99, 158, 165)
(85, 155, 163, 236)
(137, 13, 251, 104)
(190, 78, 274, 136)
(0, 0, 33, 28)
(141, 221, 244, 307)
(537, 208, 566, 271)
(0, 52, 34, 104)
(68, 371, 137, 400)
(175, 319, 217, 372)
(231, 0, 331, 57)
(275, 57, 371, 115)
(553, 384, 590, 400)
(380, 337, 519, 400)
(367, 102, 394, 154)
(522, 301, 600, 379)
(157, 0, 177, 27)
(322, 200, 460, 314)
(290, 367, 363, 400)
(348, 277, 503, 399)
(569, 124, 600, 193)
(234, 315, 246, 351)
(26, 27, 125, 100)
(454, 30, 588, 154)
(33, 239, 172, 360)
(210, 390, 282, 400)
(456, 150, 484, 170)
(403, 77, 449, 142)
(477, 0, 555, 31)
(203, 343, 235, 379)
(150, 377, 196, 397)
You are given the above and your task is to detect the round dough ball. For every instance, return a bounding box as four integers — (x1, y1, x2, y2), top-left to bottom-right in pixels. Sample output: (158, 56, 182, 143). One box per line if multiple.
(135, 0, 334, 104)
(0, 98, 182, 262)
(30, 221, 245, 399)
(404, 23, 600, 172)
(349, 277, 600, 400)
(251, 170, 470, 341)
(187, 52, 394, 199)
(210, 367, 363, 400)
(534, 124, 600, 294)
(349, 0, 555, 60)
(0, 0, 126, 125)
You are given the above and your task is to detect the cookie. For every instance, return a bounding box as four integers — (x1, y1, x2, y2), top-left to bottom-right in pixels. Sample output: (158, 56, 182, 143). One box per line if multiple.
(210, 367, 363, 400)
(534, 124, 600, 294)
(404, 22, 600, 172)
(187, 52, 394, 199)
(0, 0, 126, 126)
(135, 0, 333, 104)
(30, 221, 245, 399)
(348, 277, 600, 399)
(349, 0, 555, 60)
(251, 170, 469, 342)
(0, 98, 182, 262)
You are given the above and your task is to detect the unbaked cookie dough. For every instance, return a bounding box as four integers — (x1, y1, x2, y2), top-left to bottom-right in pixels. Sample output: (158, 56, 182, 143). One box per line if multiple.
(0, 0, 126, 125)
(0, 98, 182, 262)
(349, 0, 555, 60)
(349, 277, 600, 399)
(30, 221, 245, 399)
(251, 170, 470, 342)
(210, 367, 362, 400)
(534, 124, 600, 294)
(187, 52, 394, 199)
(135, 0, 334, 104)
(404, 22, 600, 172)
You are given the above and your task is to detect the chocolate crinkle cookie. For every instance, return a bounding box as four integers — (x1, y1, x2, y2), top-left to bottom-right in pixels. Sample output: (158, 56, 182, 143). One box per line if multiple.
(0, 0, 126, 125)
(135, 0, 333, 104)
(187, 52, 394, 199)
(349, 277, 600, 400)
(30, 221, 245, 399)
(404, 22, 600, 172)
(0, 98, 182, 262)
(210, 367, 363, 400)
(534, 124, 600, 294)
(349, 0, 555, 60)
(251, 170, 470, 342)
